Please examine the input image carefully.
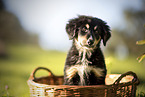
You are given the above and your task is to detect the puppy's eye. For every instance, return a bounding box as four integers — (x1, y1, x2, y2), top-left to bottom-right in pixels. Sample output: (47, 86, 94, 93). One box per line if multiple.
(82, 28, 88, 33)
(95, 31, 98, 33)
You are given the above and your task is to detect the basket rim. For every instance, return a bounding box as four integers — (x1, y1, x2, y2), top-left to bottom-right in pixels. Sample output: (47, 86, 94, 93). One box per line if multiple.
(27, 78, 112, 89)
(27, 75, 139, 89)
(27, 67, 140, 88)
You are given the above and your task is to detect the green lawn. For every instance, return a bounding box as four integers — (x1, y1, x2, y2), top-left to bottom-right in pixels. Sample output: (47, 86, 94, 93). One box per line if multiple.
(0, 44, 145, 96)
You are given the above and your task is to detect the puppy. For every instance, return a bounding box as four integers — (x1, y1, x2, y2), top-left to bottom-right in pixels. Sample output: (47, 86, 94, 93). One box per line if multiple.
(64, 15, 111, 86)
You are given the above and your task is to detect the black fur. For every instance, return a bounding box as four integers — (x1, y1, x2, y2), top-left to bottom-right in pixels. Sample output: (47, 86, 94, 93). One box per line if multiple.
(64, 15, 111, 85)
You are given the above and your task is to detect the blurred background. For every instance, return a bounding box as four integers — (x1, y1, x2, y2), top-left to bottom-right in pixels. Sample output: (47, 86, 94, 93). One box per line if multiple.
(0, 0, 145, 96)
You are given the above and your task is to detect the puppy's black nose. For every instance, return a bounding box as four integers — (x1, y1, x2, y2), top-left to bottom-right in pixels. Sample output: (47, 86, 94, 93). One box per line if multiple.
(88, 39, 94, 46)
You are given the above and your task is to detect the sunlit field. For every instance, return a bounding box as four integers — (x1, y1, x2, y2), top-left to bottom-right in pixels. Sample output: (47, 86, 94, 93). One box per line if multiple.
(0, 44, 145, 96)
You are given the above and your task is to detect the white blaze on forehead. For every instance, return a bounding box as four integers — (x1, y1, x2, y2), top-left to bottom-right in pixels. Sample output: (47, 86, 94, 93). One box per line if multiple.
(85, 24, 90, 29)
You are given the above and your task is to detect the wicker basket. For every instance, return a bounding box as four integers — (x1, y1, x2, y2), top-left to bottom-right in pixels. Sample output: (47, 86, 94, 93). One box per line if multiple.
(27, 67, 139, 97)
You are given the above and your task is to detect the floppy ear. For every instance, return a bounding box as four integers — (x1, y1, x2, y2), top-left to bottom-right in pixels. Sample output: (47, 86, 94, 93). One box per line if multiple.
(66, 21, 77, 40)
(101, 24, 111, 46)
(93, 17, 111, 46)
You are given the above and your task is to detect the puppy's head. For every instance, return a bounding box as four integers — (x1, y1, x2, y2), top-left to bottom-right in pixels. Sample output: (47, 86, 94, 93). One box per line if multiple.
(66, 15, 111, 49)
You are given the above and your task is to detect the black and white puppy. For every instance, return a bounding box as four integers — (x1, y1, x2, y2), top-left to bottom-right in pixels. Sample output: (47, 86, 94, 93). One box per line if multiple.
(64, 15, 111, 86)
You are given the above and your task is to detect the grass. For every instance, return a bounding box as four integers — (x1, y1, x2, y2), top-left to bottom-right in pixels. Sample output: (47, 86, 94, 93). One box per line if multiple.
(0, 44, 145, 96)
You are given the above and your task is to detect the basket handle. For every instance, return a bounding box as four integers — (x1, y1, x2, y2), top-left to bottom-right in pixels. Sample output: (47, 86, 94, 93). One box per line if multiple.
(113, 71, 139, 85)
(29, 67, 54, 80)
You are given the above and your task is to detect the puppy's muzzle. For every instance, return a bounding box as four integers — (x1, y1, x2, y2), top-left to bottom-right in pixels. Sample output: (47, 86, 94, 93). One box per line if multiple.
(87, 39, 94, 46)
(87, 35, 94, 46)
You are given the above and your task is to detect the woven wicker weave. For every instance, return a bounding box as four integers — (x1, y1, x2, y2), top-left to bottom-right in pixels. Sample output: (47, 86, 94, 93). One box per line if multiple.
(27, 67, 139, 97)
